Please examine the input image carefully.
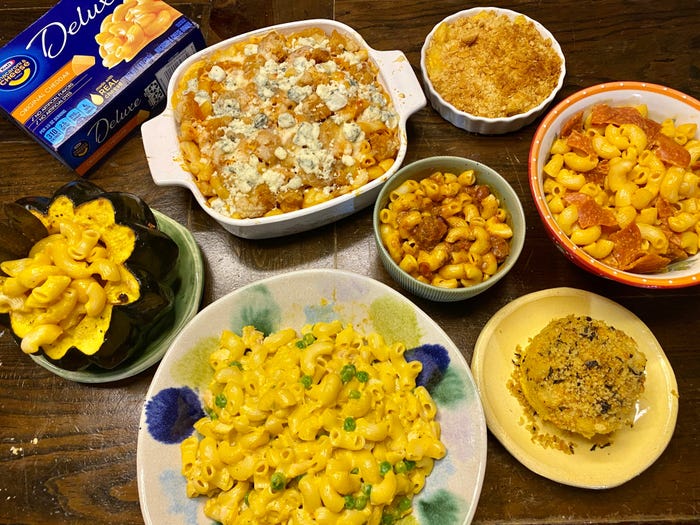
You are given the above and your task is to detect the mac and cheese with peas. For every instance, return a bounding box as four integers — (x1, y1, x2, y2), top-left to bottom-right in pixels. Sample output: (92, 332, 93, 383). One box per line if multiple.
(542, 103, 700, 273)
(173, 28, 400, 219)
(181, 321, 446, 525)
(378, 169, 513, 288)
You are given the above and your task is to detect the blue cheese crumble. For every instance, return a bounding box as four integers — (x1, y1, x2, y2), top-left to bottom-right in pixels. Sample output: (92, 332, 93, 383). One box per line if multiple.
(174, 27, 400, 219)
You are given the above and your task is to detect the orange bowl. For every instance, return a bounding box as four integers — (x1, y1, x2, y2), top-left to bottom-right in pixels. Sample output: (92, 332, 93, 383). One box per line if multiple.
(529, 81, 700, 288)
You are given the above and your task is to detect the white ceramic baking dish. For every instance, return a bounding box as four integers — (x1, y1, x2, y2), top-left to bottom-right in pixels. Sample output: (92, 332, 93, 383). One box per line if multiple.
(142, 19, 426, 239)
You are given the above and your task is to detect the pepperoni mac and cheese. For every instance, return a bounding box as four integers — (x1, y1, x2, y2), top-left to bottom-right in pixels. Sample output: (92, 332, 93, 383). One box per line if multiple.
(172, 28, 401, 219)
(542, 104, 700, 273)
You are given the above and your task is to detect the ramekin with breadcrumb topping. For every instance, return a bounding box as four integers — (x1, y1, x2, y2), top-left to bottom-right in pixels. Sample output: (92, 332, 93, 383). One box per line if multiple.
(421, 7, 565, 134)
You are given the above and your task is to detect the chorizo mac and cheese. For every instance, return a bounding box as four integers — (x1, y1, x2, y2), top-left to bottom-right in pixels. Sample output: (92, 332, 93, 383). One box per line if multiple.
(181, 322, 446, 525)
(173, 28, 400, 219)
(378, 169, 513, 288)
(542, 103, 700, 273)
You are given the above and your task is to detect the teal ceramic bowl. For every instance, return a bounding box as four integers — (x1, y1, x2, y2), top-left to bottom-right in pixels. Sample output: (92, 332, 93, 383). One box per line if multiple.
(373, 156, 525, 301)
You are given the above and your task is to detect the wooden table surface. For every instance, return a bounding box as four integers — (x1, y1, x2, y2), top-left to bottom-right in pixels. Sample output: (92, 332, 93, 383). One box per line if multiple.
(0, 1, 698, 524)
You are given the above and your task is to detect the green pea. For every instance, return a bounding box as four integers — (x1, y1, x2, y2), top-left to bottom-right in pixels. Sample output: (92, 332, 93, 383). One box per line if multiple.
(296, 332, 317, 348)
(354, 494, 369, 510)
(299, 375, 313, 389)
(214, 393, 227, 408)
(380, 512, 397, 525)
(340, 364, 356, 383)
(379, 460, 392, 476)
(270, 472, 286, 492)
(394, 459, 416, 473)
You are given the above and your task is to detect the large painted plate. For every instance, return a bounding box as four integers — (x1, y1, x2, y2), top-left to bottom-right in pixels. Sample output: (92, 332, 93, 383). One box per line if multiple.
(29, 209, 204, 383)
(471, 287, 678, 489)
(137, 269, 487, 525)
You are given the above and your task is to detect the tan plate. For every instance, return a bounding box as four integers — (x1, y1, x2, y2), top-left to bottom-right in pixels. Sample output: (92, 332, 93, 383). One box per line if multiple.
(470, 287, 679, 489)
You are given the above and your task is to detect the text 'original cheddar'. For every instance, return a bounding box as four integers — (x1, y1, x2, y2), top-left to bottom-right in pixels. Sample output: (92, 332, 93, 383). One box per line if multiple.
(0, 0, 205, 174)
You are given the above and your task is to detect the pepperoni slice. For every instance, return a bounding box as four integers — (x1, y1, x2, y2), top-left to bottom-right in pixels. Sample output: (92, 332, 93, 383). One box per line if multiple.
(566, 129, 595, 156)
(563, 193, 617, 229)
(560, 110, 584, 138)
(651, 132, 691, 168)
(623, 253, 670, 273)
(656, 197, 677, 220)
(586, 159, 609, 185)
(589, 104, 662, 137)
(608, 223, 644, 269)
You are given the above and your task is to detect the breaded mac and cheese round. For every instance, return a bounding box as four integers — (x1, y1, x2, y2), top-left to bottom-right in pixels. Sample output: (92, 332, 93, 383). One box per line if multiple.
(512, 315, 646, 442)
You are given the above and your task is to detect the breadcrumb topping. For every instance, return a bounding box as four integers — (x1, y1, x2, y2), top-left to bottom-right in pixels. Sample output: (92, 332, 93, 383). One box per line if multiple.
(508, 315, 647, 452)
(425, 10, 562, 118)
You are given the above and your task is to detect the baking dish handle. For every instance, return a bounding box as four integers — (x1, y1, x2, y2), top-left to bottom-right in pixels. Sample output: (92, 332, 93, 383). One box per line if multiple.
(371, 49, 427, 120)
(141, 110, 198, 189)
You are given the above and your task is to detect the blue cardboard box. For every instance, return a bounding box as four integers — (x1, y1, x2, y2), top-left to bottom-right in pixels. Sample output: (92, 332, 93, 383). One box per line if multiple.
(0, 0, 205, 174)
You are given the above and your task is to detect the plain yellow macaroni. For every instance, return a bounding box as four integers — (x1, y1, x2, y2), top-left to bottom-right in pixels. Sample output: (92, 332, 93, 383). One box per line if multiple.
(181, 322, 446, 524)
(0, 197, 139, 360)
(96, 0, 181, 68)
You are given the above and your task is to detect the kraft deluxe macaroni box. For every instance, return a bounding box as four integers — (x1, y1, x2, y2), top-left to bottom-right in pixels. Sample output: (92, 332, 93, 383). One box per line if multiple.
(0, 0, 205, 174)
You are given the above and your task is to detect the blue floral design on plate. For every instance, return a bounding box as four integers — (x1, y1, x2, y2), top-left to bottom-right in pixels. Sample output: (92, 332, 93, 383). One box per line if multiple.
(145, 386, 204, 444)
(405, 343, 450, 391)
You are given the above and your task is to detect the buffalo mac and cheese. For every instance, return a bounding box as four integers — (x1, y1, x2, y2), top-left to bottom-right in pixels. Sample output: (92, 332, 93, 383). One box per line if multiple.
(172, 28, 400, 219)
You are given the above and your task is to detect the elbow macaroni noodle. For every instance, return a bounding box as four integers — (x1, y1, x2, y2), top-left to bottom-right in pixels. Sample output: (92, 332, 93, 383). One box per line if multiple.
(378, 169, 513, 288)
(173, 27, 400, 219)
(181, 322, 446, 524)
(542, 104, 700, 272)
(96, 0, 181, 68)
